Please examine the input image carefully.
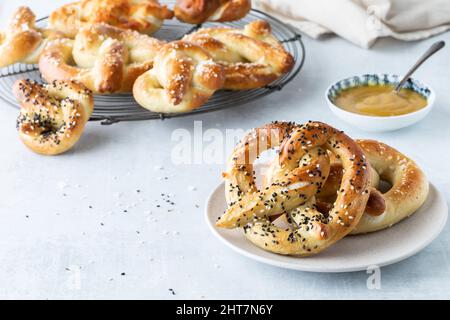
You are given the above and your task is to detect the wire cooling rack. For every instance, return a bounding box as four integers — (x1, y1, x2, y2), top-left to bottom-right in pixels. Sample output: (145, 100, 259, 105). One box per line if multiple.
(0, 5, 305, 125)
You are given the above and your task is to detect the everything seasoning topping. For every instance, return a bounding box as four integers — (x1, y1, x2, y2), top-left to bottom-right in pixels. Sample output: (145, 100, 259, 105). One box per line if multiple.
(219, 121, 371, 256)
(15, 79, 92, 148)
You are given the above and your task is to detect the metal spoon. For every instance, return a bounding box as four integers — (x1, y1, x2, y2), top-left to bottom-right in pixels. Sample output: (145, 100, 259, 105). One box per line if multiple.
(395, 41, 445, 93)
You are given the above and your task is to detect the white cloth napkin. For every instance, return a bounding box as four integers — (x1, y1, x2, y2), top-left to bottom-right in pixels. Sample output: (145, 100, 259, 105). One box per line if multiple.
(253, 0, 450, 48)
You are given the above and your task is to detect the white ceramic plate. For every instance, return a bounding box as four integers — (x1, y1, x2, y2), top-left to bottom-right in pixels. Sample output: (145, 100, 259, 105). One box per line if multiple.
(205, 182, 448, 272)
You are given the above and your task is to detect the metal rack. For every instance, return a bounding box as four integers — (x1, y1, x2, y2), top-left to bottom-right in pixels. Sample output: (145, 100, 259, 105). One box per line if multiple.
(0, 6, 305, 125)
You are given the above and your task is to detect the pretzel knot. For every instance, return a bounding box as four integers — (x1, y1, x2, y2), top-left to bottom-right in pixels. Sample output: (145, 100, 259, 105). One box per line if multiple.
(133, 41, 226, 113)
(49, 0, 174, 38)
(13, 80, 94, 156)
(0, 7, 63, 68)
(183, 20, 295, 90)
(217, 121, 372, 256)
(314, 140, 429, 235)
(39, 23, 164, 94)
(174, 0, 252, 24)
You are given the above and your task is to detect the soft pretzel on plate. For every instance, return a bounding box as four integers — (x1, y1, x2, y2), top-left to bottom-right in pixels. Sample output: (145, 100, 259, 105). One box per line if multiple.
(13, 79, 94, 156)
(315, 140, 429, 235)
(39, 24, 164, 94)
(133, 41, 225, 113)
(0, 7, 63, 68)
(49, 0, 174, 38)
(174, 0, 251, 24)
(183, 20, 294, 90)
(217, 121, 372, 256)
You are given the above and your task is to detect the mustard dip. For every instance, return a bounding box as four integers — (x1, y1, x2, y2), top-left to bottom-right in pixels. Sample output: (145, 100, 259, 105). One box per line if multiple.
(334, 85, 427, 117)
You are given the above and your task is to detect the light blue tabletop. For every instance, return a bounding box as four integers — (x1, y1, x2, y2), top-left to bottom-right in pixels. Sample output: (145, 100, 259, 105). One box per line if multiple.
(0, 0, 449, 299)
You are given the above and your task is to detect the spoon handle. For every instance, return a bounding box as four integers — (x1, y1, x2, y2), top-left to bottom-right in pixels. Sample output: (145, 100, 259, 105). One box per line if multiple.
(395, 41, 446, 92)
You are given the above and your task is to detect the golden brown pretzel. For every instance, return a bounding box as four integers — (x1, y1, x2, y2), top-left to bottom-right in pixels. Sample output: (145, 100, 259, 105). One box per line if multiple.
(217, 121, 372, 256)
(14, 79, 94, 156)
(316, 140, 429, 234)
(39, 24, 164, 94)
(265, 139, 429, 234)
(0, 7, 63, 67)
(174, 0, 251, 24)
(183, 20, 294, 90)
(316, 162, 384, 216)
(133, 41, 225, 113)
(49, 0, 174, 37)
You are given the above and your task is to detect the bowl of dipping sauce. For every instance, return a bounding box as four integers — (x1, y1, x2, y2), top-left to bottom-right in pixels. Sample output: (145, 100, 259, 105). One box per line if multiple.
(326, 74, 435, 132)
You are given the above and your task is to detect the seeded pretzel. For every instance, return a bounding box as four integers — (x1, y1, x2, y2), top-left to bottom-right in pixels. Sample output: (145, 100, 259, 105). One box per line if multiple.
(49, 0, 174, 38)
(314, 140, 429, 234)
(39, 24, 164, 94)
(266, 153, 382, 215)
(0, 7, 63, 68)
(221, 123, 330, 226)
(223, 121, 296, 203)
(174, 0, 251, 24)
(183, 20, 294, 90)
(217, 122, 372, 256)
(14, 80, 94, 155)
(133, 41, 225, 113)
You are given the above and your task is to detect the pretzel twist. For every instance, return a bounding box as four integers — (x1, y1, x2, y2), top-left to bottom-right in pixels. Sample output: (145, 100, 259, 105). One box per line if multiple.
(133, 41, 225, 113)
(217, 121, 372, 256)
(314, 140, 429, 234)
(13, 80, 94, 155)
(174, 0, 251, 24)
(49, 0, 174, 37)
(39, 24, 164, 94)
(0, 7, 63, 67)
(183, 21, 295, 90)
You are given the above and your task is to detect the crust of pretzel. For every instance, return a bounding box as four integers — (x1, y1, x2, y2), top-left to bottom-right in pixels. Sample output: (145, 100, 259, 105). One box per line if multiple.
(264, 139, 429, 235)
(14, 79, 94, 155)
(49, 0, 174, 37)
(312, 140, 429, 234)
(218, 122, 372, 256)
(350, 140, 429, 234)
(223, 121, 298, 203)
(0, 7, 63, 67)
(72, 23, 162, 66)
(133, 41, 225, 113)
(316, 162, 383, 215)
(39, 24, 162, 94)
(183, 21, 294, 90)
(174, 0, 251, 24)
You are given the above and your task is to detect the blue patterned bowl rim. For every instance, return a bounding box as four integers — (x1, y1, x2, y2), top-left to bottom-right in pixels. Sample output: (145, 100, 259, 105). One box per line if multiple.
(327, 74, 432, 102)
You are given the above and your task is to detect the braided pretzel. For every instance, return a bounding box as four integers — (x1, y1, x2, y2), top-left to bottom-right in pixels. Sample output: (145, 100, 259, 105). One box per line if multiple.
(314, 140, 429, 235)
(0, 7, 63, 68)
(49, 0, 174, 38)
(13, 79, 94, 156)
(133, 41, 225, 113)
(39, 24, 164, 94)
(217, 121, 372, 256)
(174, 0, 251, 24)
(183, 20, 294, 90)
(265, 154, 382, 214)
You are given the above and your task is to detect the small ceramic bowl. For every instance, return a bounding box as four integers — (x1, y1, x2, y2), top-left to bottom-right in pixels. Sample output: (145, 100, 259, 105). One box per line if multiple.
(326, 74, 435, 132)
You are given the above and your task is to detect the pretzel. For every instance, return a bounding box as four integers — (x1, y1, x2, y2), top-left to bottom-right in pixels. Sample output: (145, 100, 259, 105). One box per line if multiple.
(314, 140, 429, 234)
(0, 7, 63, 68)
(39, 24, 164, 94)
(265, 154, 382, 214)
(174, 0, 251, 24)
(133, 41, 225, 113)
(217, 121, 372, 256)
(183, 20, 294, 90)
(13, 79, 94, 155)
(49, 0, 174, 38)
